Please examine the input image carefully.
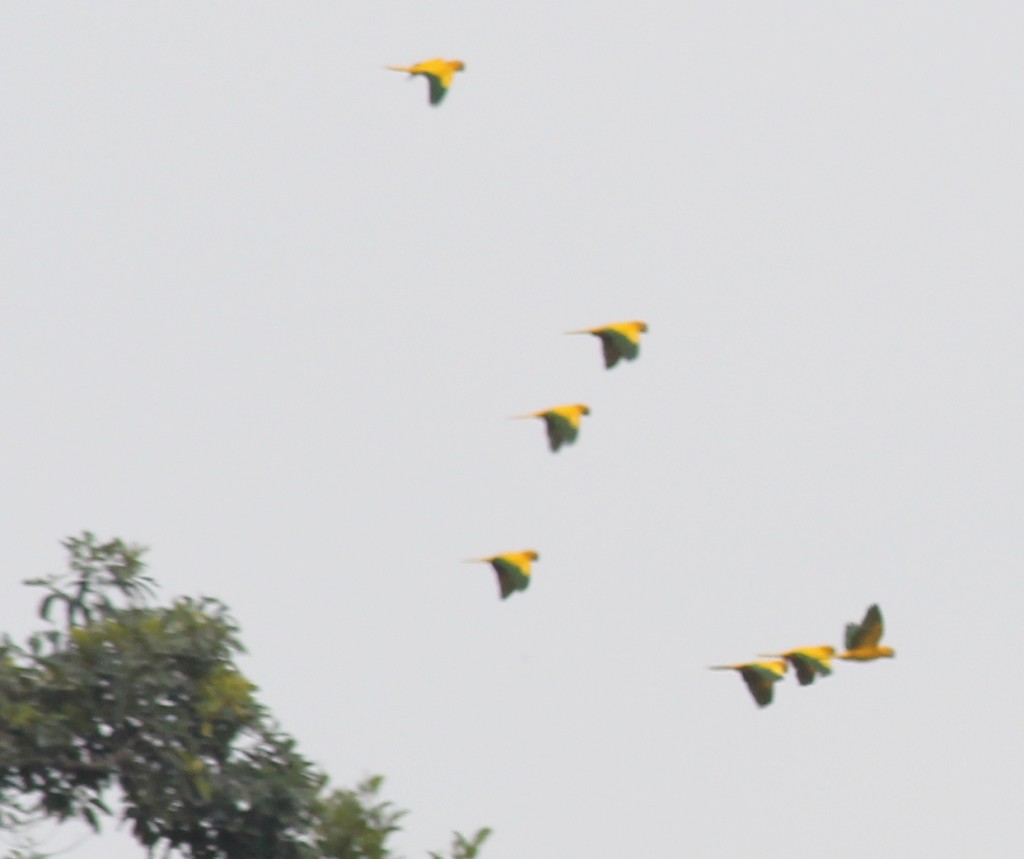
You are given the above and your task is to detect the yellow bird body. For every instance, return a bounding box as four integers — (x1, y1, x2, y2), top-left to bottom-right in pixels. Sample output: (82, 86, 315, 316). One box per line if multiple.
(838, 604, 896, 661)
(760, 645, 835, 686)
(513, 403, 591, 452)
(710, 659, 788, 708)
(465, 550, 538, 600)
(387, 58, 465, 105)
(567, 320, 648, 369)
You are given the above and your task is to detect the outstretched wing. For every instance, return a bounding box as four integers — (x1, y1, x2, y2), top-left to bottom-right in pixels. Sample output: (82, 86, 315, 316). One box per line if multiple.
(425, 73, 448, 105)
(599, 333, 622, 368)
(789, 652, 831, 686)
(491, 557, 530, 599)
(598, 329, 638, 368)
(740, 665, 779, 707)
(847, 604, 884, 649)
(859, 604, 884, 647)
(789, 653, 817, 686)
(543, 412, 578, 451)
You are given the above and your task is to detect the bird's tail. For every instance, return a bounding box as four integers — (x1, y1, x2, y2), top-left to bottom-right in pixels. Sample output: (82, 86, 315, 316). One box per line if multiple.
(386, 65, 414, 74)
(510, 412, 540, 420)
(564, 328, 594, 335)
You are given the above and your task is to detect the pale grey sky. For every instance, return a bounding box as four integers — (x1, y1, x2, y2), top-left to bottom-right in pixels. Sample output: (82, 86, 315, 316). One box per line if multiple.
(2, 3, 1023, 857)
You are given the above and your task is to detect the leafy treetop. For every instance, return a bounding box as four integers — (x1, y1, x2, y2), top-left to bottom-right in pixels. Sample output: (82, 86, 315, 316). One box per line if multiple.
(0, 533, 488, 859)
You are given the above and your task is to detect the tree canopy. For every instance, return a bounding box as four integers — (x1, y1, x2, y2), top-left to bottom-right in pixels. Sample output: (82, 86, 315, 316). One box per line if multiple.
(0, 533, 489, 859)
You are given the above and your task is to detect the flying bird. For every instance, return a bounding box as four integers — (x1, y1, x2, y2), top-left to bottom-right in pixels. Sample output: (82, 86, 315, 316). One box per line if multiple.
(838, 604, 896, 661)
(387, 58, 465, 105)
(567, 321, 649, 369)
(709, 660, 788, 708)
(513, 404, 591, 452)
(760, 646, 835, 686)
(465, 551, 539, 600)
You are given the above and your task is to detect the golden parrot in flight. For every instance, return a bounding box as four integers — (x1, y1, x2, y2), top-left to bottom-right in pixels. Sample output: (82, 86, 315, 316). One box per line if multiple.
(760, 646, 835, 686)
(709, 659, 788, 708)
(387, 58, 465, 105)
(567, 321, 649, 369)
(465, 551, 539, 600)
(838, 604, 895, 661)
(513, 404, 591, 452)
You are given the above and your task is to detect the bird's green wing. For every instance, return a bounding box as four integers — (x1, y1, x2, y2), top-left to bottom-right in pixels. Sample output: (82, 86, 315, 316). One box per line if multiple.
(543, 412, 579, 451)
(809, 654, 832, 677)
(789, 653, 831, 685)
(426, 74, 448, 105)
(495, 569, 517, 598)
(491, 558, 530, 599)
(599, 333, 623, 368)
(789, 653, 817, 686)
(740, 666, 778, 707)
(601, 329, 640, 367)
(858, 605, 884, 648)
(847, 604, 884, 649)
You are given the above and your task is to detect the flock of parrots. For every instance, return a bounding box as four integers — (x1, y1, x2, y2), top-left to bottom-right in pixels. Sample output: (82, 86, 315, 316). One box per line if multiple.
(710, 604, 896, 708)
(388, 58, 896, 708)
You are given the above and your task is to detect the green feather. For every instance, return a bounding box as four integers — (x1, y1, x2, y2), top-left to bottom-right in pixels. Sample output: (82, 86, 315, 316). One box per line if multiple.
(491, 558, 530, 599)
(740, 666, 781, 707)
(543, 413, 579, 451)
(790, 653, 831, 686)
(426, 75, 448, 105)
(846, 604, 884, 649)
(600, 330, 640, 368)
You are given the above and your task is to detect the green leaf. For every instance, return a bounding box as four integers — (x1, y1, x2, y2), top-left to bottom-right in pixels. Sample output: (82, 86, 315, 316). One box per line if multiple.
(38, 594, 56, 623)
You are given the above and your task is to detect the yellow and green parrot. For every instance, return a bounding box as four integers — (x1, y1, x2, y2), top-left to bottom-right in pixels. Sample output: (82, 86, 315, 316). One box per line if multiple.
(387, 58, 465, 106)
(760, 646, 835, 686)
(513, 404, 591, 452)
(709, 659, 788, 708)
(465, 550, 539, 600)
(567, 320, 649, 369)
(838, 604, 895, 661)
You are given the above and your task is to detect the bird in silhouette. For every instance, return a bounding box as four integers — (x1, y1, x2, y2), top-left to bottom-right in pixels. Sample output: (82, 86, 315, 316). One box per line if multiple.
(567, 321, 649, 369)
(838, 604, 895, 661)
(760, 646, 835, 686)
(465, 551, 539, 599)
(387, 58, 465, 105)
(709, 660, 788, 708)
(513, 404, 590, 452)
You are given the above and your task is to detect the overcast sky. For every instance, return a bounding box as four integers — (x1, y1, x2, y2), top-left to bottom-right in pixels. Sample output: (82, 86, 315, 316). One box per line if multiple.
(2, 3, 1023, 857)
